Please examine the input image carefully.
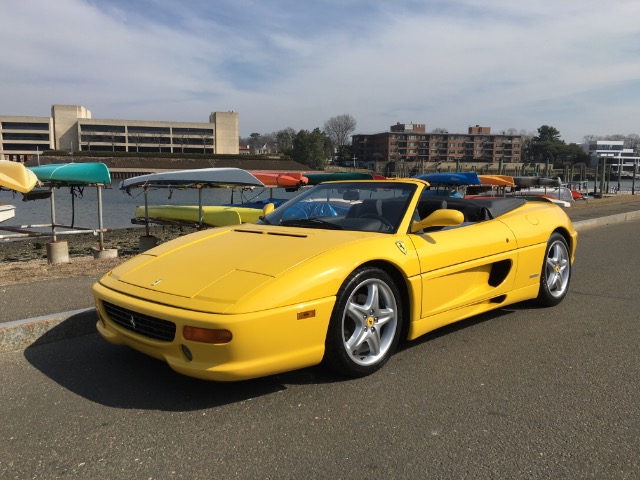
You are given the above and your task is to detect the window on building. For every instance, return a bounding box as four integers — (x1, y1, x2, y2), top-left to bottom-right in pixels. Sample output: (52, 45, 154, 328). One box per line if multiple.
(1, 122, 50, 131)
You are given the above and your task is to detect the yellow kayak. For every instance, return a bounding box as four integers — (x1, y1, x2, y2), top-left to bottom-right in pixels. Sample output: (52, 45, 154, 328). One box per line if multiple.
(0, 160, 38, 193)
(135, 205, 263, 227)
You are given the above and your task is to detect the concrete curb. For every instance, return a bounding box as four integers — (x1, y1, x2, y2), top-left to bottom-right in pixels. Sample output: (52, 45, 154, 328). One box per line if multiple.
(0, 308, 96, 353)
(1, 210, 639, 353)
(573, 210, 640, 232)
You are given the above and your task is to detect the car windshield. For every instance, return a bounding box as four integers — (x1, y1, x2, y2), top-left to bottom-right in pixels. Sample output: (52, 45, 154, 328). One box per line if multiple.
(257, 181, 417, 233)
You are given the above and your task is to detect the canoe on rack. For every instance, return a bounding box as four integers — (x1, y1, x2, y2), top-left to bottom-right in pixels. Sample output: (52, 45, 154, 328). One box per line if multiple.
(304, 172, 375, 185)
(134, 205, 264, 227)
(478, 175, 515, 186)
(250, 171, 308, 189)
(413, 172, 481, 186)
(29, 162, 111, 185)
(0, 160, 39, 193)
(120, 167, 264, 190)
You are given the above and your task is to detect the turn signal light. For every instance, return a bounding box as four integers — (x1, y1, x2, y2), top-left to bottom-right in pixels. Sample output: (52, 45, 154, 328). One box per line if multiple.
(297, 309, 316, 320)
(183, 326, 232, 344)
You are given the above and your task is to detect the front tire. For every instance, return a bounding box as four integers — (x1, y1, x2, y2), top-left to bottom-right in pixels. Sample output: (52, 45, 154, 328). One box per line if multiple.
(323, 267, 403, 377)
(535, 233, 571, 307)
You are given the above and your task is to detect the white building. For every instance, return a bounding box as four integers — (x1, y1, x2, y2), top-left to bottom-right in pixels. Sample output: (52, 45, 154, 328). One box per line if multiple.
(584, 140, 640, 176)
(0, 105, 239, 161)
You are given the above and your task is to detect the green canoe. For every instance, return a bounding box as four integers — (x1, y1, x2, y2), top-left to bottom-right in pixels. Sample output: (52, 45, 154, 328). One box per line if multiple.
(305, 172, 374, 185)
(29, 162, 111, 186)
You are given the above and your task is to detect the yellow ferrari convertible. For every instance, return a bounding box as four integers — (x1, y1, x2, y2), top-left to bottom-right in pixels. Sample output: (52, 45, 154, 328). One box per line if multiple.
(93, 178, 577, 381)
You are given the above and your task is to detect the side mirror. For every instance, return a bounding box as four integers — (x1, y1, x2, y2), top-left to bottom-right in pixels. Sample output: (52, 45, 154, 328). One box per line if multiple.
(411, 209, 464, 233)
(263, 203, 275, 216)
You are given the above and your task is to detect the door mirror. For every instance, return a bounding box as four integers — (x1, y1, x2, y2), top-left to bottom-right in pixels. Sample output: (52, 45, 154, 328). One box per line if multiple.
(411, 209, 464, 233)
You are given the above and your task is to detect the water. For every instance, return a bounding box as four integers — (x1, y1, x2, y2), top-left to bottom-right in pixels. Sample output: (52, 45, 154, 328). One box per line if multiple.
(0, 185, 300, 231)
(1, 178, 637, 233)
(585, 178, 638, 195)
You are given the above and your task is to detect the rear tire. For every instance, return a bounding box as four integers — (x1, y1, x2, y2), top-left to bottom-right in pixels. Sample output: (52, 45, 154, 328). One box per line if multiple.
(323, 267, 403, 377)
(535, 233, 571, 307)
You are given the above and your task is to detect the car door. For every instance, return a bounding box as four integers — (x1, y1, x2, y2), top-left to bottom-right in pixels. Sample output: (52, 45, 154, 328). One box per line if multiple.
(409, 219, 518, 320)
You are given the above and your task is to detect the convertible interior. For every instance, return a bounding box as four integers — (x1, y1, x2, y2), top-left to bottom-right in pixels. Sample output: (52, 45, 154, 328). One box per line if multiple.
(337, 196, 527, 232)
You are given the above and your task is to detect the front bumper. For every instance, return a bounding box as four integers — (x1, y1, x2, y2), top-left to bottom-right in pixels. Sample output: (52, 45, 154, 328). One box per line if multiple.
(92, 282, 335, 381)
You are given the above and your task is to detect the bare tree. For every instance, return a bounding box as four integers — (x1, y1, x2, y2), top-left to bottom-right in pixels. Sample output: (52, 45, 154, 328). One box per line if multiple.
(174, 133, 189, 153)
(151, 134, 166, 152)
(128, 133, 144, 153)
(198, 133, 212, 153)
(501, 128, 521, 135)
(81, 132, 94, 151)
(107, 132, 120, 152)
(323, 114, 357, 152)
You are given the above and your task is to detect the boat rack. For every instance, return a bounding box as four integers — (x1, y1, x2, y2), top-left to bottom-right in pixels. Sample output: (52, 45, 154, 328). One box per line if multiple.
(129, 216, 204, 230)
(0, 223, 110, 240)
(0, 184, 110, 248)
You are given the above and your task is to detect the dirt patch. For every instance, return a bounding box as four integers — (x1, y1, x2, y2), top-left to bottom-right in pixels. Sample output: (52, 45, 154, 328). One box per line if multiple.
(0, 225, 188, 285)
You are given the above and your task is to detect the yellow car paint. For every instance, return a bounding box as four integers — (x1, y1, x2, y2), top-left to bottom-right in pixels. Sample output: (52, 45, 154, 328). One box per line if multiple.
(93, 178, 577, 381)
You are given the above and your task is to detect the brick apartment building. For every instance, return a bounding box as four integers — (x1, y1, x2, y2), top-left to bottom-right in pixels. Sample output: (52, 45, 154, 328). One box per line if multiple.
(352, 123, 522, 174)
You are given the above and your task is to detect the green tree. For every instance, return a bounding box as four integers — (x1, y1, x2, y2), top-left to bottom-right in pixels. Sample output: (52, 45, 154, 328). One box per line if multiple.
(535, 125, 562, 142)
(291, 128, 331, 169)
(558, 143, 590, 165)
(248, 133, 263, 154)
(525, 125, 589, 167)
(275, 127, 296, 156)
(527, 125, 566, 166)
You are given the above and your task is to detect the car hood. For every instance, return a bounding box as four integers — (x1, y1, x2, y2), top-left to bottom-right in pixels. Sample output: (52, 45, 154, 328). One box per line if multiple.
(104, 225, 364, 307)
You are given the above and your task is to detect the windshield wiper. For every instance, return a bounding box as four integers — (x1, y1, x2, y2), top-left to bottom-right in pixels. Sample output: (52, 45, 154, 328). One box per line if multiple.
(279, 217, 343, 230)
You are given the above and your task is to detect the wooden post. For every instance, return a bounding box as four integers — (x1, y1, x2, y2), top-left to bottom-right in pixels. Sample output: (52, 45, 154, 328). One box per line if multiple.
(598, 158, 606, 197)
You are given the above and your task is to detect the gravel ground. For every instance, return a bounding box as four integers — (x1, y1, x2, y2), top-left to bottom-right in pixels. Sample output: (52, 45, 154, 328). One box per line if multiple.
(0, 225, 188, 285)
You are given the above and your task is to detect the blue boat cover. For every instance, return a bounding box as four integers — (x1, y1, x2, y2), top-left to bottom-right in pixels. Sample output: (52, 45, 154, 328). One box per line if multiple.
(413, 172, 481, 186)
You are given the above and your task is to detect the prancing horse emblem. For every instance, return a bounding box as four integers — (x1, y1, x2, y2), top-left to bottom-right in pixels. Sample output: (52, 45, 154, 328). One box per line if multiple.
(129, 314, 136, 330)
(395, 241, 407, 255)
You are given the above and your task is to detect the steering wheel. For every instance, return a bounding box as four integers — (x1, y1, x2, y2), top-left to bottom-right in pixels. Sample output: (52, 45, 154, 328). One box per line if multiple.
(359, 213, 394, 231)
(281, 205, 309, 220)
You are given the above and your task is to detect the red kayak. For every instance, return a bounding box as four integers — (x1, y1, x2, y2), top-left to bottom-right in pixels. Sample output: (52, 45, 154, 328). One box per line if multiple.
(250, 171, 308, 188)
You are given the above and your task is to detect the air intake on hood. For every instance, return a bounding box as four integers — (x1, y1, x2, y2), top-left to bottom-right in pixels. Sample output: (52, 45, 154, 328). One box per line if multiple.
(233, 228, 308, 238)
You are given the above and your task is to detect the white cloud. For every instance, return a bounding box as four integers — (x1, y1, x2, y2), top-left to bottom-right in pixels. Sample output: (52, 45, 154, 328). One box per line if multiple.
(1, 0, 639, 143)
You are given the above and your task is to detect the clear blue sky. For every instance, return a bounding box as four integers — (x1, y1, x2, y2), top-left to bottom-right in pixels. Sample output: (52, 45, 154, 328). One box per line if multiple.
(2, 0, 639, 143)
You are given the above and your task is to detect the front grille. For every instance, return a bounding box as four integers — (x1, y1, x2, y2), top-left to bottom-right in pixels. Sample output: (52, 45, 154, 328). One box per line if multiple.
(103, 302, 176, 342)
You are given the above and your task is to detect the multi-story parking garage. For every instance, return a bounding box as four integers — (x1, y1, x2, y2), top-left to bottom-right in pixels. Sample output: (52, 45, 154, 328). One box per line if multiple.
(0, 104, 239, 161)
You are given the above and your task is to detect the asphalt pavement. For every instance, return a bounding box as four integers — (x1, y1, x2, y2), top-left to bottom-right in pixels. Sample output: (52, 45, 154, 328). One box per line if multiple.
(1, 197, 640, 352)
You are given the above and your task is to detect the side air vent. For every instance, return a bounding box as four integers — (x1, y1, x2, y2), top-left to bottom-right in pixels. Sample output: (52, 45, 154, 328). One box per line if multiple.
(490, 295, 507, 304)
(488, 260, 512, 287)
